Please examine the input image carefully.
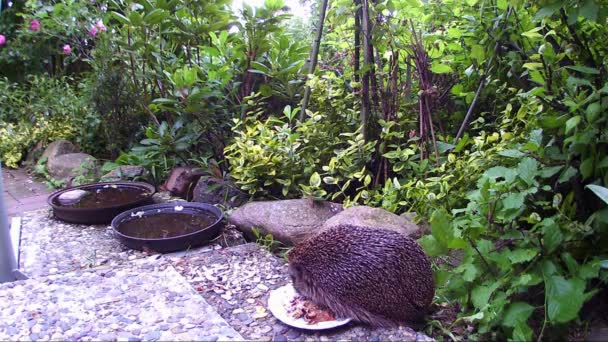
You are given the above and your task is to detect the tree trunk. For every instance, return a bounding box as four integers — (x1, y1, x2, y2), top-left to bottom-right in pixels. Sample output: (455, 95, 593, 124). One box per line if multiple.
(299, 0, 329, 121)
(360, 0, 374, 141)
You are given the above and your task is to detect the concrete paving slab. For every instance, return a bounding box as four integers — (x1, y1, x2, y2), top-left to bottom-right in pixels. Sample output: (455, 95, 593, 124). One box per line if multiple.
(0, 257, 243, 341)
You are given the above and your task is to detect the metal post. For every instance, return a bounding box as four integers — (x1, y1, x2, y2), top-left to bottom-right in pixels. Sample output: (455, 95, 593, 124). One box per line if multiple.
(0, 163, 20, 283)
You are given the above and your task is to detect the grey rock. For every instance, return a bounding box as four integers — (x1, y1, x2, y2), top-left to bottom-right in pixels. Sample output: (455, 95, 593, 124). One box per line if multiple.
(228, 199, 343, 246)
(40, 140, 79, 164)
(46, 153, 97, 183)
(192, 178, 247, 208)
(285, 330, 301, 339)
(101, 166, 147, 182)
(322, 205, 421, 238)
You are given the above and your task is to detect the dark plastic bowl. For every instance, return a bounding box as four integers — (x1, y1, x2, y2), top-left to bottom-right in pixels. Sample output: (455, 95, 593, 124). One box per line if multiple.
(48, 182, 156, 225)
(111, 202, 223, 253)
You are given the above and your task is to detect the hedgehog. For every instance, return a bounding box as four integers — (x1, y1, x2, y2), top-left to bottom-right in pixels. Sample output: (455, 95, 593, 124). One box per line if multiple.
(287, 224, 435, 327)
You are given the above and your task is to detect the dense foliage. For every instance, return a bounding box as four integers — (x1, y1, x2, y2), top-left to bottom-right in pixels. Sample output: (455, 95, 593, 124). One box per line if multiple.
(1, 0, 607, 339)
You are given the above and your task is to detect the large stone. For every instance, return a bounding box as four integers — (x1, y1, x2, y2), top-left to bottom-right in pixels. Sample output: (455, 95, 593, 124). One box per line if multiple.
(322, 205, 421, 238)
(101, 165, 147, 182)
(228, 199, 343, 246)
(161, 166, 204, 198)
(46, 153, 96, 183)
(192, 178, 248, 208)
(40, 140, 79, 163)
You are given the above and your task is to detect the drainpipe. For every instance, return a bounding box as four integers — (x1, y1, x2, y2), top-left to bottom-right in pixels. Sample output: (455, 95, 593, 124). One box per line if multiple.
(0, 163, 22, 283)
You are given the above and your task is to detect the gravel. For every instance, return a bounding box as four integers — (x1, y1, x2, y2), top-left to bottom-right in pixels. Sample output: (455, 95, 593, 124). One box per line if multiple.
(170, 243, 433, 341)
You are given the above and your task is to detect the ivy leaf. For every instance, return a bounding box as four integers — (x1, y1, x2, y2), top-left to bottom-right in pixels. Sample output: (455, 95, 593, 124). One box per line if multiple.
(586, 184, 608, 205)
(502, 302, 535, 327)
(546, 276, 587, 323)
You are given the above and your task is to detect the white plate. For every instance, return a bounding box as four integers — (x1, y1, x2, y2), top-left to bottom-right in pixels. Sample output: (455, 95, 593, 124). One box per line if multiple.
(267, 284, 352, 330)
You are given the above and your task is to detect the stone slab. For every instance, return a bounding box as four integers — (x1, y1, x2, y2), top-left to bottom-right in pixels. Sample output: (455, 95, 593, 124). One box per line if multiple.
(0, 256, 243, 341)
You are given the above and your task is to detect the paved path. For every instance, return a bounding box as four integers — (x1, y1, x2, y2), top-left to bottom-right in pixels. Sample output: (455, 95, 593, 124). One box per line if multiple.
(2, 168, 50, 218)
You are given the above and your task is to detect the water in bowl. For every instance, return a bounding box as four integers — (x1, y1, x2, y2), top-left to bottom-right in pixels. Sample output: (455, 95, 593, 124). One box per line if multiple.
(58, 186, 150, 209)
(117, 212, 217, 239)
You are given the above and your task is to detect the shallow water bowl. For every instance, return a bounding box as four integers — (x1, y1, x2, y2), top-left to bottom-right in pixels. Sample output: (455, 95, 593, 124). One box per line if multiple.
(48, 182, 156, 225)
(111, 203, 223, 253)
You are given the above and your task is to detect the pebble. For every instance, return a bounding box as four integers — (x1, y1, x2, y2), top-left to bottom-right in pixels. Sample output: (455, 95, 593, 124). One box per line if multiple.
(144, 330, 161, 341)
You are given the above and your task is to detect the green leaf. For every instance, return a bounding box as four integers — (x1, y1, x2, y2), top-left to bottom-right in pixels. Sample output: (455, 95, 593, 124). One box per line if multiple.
(111, 12, 132, 25)
(546, 276, 588, 323)
(586, 102, 601, 123)
(522, 27, 544, 39)
(540, 165, 564, 178)
(503, 192, 526, 210)
(498, 149, 526, 158)
(470, 45, 485, 63)
(471, 283, 498, 309)
(565, 116, 581, 134)
(431, 62, 453, 74)
(144, 9, 167, 24)
(511, 321, 533, 342)
(558, 166, 577, 184)
(462, 263, 479, 282)
(566, 65, 600, 75)
(542, 218, 563, 254)
(508, 249, 537, 264)
(579, 0, 599, 20)
(309, 172, 321, 188)
(429, 209, 453, 248)
(534, 3, 563, 19)
(503, 302, 535, 327)
(418, 235, 446, 257)
(586, 184, 608, 205)
(517, 157, 540, 186)
(484, 166, 517, 183)
(580, 158, 594, 180)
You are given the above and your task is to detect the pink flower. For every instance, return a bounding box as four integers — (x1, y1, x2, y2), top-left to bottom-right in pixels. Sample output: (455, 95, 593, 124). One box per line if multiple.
(0, 34, 6, 47)
(95, 19, 107, 32)
(29, 19, 40, 31)
(89, 25, 98, 37)
(62, 44, 71, 55)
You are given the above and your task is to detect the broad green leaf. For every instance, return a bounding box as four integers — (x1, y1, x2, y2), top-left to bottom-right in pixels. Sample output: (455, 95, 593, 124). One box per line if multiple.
(503, 192, 526, 210)
(579, 0, 599, 21)
(431, 62, 453, 74)
(418, 235, 446, 256)
(542, 218, 563, 254)
(534, 3, 563, 19)
(511, 321, 533, 341)
(471, 283, 498, 309)
(522, 27, 544, 39)
(523, 62, 543, 70)
(484, 166, 517, 183)
(111, 12, 131, 25)
(586, 102, 601, 123)
(558, 166, 578, 184)
(508, 249, 537, 264)
(498, 149, 525, 158)
(546, 276, 587, 323)
(429, 209, 453, 248)
(540, 165, 564, 178)
(502, 302, 535, 327)
(462, 263, 479, 282)
(517, 157, 540, 186)
(471, 45, 485, 63)
(580, 158, 594, 180)
(565, 116, 581, 134)
(586, 184, 608, 205)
